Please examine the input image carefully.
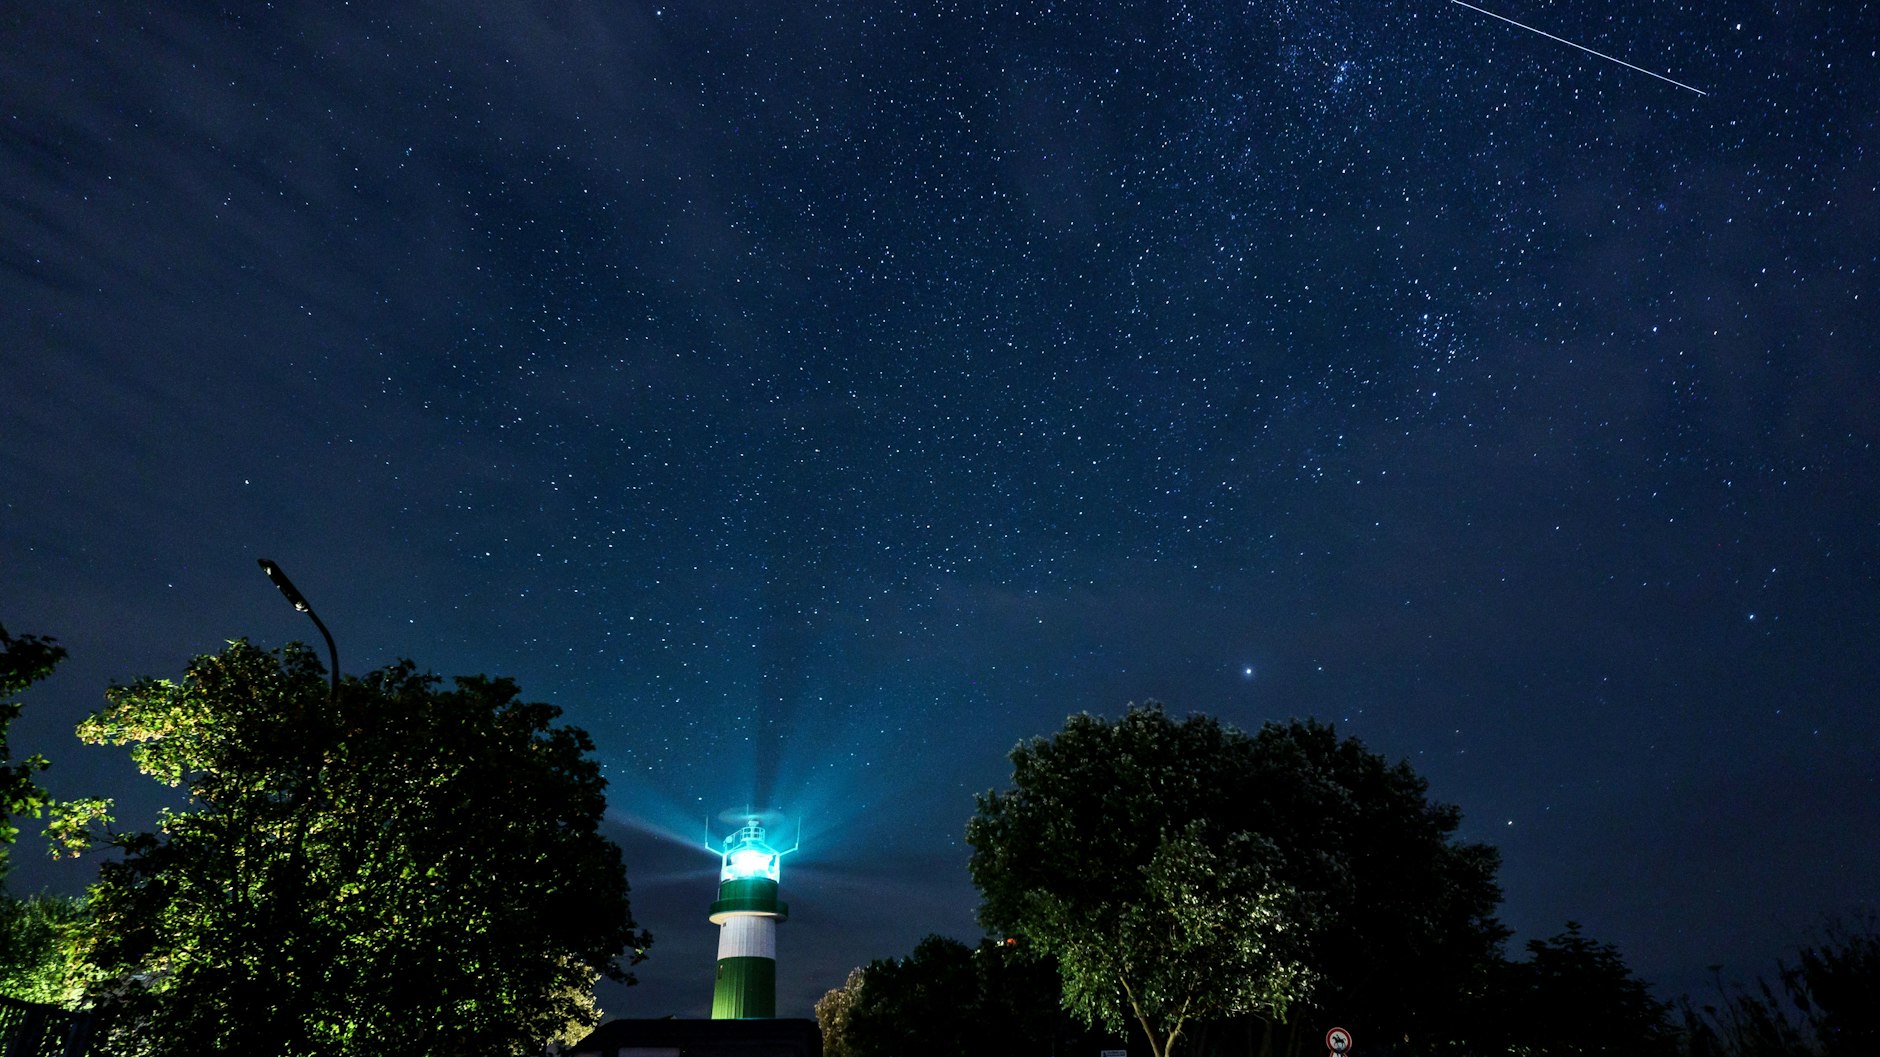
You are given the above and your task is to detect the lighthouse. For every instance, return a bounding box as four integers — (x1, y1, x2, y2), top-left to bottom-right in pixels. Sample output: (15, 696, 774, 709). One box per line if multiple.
(707, 816, 797, 1019)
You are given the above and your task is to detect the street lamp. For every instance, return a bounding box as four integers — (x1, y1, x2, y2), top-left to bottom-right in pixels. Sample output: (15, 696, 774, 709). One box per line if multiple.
(257, 558, 339, 701)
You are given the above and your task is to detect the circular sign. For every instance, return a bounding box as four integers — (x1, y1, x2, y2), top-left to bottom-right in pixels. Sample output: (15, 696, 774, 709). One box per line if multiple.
(1326, 1027, 1353, 1054)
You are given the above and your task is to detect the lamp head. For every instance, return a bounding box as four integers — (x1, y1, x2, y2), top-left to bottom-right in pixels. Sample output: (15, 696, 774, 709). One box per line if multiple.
(257, 558, 312, 612)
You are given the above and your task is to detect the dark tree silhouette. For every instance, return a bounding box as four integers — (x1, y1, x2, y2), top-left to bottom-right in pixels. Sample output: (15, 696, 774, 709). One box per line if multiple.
(818, 934, 1090, 1057)
(0, 623, 66, 869)
(1680, 913, 1880, 1057)
(1492, 922, 1673, 1056)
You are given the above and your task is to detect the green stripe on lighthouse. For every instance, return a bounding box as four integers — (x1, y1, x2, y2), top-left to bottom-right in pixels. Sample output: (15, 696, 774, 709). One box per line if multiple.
(712, 956, 778, 1019)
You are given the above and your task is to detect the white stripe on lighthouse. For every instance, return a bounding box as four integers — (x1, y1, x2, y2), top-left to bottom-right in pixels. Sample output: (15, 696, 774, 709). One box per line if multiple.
(716, 914, 777, 960)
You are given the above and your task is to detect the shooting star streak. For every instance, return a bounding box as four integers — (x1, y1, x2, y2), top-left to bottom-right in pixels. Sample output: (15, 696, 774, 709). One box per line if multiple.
(1449, 0, 1708, 97)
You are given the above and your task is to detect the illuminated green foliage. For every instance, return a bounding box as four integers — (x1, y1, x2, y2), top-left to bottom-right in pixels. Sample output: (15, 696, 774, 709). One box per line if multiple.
(814, 966, 866, 1057)
(1046, 823, 1315, 1047)
(1, 623, 108, 1008)
(968, 705, 1510, 1057)
(72, 639, 650, 1057)
(0, 892, 93, 1005)
(968, 706, 1323, 1057)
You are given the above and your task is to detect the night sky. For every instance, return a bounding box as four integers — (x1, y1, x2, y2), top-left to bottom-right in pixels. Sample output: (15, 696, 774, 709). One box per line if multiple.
(4, 0, 1877, 1023)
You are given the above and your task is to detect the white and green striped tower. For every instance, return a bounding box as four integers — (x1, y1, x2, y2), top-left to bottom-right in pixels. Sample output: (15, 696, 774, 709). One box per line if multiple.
(707, 817, 798, 1019)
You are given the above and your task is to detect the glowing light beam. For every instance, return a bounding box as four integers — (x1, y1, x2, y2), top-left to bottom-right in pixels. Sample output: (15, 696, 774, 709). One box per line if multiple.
(1449, 0, 1708, 97)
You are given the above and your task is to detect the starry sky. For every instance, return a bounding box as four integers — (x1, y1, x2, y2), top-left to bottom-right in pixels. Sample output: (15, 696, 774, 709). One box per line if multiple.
(4, 0, 1877, 1023)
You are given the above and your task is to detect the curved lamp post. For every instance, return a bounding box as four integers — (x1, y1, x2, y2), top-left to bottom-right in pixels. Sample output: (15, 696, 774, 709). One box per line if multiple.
(257, 558, 339, 701)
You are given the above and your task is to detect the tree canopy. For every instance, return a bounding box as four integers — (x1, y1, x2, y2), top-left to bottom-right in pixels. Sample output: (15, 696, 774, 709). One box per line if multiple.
(967, 704, 1509, 1057)
(816, 935, 1070, 1057)
(71, 639, 650, 1056)
(1, 623, 67, 869)
(0, 891, 90, 1005)
(0, 623, 100, 1008)
(1494, 922, 1673, 1056)
(968, 706, 1324, 1057)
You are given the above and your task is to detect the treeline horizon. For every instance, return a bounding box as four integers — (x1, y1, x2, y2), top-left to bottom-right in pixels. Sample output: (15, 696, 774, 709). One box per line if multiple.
(5, 625, 1875, 1057)
(816, 914, 1877, 1057)
(813, 704, 1874, 1057)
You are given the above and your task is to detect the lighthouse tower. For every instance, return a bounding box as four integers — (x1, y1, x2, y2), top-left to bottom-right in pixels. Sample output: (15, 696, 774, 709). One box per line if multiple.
(707, 817, 798, 1019)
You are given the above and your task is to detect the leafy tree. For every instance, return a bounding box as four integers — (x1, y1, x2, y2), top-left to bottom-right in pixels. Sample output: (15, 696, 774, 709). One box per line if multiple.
(815, 966, 865, 1057)
(847, 935, 983, 1057)
(0, 623, 99, 1008)
(70, 639, 650, 1057)
(1248, 718, 1508, 1056)
(968, 706, 1327, 1057)
(818, 935, 1078, 1057)
(0, 892, 92, 1004)
(1, 623, 67, 869)
(968, 705, 1508, 1057)
(1494, 922, 1672, 1056)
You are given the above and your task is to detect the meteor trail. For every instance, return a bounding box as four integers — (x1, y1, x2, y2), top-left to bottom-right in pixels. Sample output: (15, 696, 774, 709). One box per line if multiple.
(1449, 0, 1708, 97)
